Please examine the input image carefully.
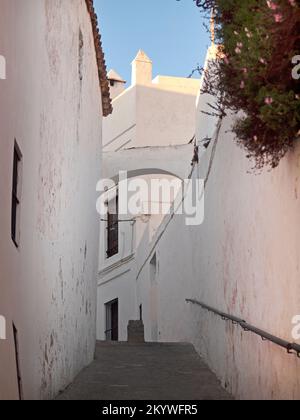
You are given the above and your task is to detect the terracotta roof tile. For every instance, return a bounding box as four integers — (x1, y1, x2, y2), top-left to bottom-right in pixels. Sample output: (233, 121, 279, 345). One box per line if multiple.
(85, 0, 112, 117)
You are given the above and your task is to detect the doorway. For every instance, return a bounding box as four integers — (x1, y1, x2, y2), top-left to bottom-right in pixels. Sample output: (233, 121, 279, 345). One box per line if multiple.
(105, 299, 119, 341)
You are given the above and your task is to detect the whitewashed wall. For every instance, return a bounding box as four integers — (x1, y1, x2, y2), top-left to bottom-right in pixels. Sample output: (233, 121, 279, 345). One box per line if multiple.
(103, 71, 200, 153)
(97, 56, 201, 342)
(0, 0, 103, 400)
(97, 260, 137, 342)
(136, 109, 300, 399)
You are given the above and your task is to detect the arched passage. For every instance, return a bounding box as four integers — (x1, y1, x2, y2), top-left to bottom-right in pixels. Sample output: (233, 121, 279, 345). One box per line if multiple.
(103, 144, 194, 183)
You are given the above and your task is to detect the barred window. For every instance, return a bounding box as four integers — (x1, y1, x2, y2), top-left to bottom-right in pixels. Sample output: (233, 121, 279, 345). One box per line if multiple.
(106, 195, 119, 258)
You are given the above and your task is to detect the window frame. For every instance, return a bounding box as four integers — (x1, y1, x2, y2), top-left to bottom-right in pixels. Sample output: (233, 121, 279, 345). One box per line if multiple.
(106, 194, 119, 259)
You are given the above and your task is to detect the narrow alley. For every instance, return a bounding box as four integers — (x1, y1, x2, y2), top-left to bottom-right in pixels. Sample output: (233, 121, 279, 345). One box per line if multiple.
(57, 342, 232, 401)
(1, 0, 300, 402)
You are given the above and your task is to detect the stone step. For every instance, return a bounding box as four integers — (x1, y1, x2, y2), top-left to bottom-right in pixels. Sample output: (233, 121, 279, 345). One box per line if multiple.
(127, 320, 145, 343)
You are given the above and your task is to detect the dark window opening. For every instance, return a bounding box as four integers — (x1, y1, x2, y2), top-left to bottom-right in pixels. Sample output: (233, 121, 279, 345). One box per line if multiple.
(105, 299, 119, 341)
(107, 195, 119, 258)
(13, 324, 23, 400)
(11, 142, 22, 247)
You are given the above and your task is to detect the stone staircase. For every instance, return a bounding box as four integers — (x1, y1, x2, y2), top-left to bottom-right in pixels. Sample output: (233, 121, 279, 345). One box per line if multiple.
(57, 340, 232, 400)
(127, 320, 145, 344)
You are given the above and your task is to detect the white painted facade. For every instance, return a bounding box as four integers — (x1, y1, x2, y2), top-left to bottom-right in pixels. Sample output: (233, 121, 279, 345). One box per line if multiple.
(97, 51, 200, 341)
(0, 0, 107, 400)
(137, 114, 300, 399)
(99, 44, 300, 399)
(103, 50, 200, 153)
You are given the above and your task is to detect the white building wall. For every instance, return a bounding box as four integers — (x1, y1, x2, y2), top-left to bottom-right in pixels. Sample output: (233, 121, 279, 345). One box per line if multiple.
(136, 109, 300, 399)
(135, 82, 199, 148)
(97, 262, 137, 342)
(0, 0, 104, 400)
(103, 86, 137, 152)
(102, 57, 200, 153)
(97, 52, 201, 343)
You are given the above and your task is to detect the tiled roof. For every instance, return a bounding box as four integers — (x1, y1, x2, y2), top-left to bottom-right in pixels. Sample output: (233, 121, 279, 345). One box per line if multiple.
(85, 0, 112, 117)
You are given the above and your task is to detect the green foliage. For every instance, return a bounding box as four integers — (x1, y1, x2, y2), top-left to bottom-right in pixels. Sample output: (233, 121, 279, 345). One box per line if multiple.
(197, 0, 300, 169)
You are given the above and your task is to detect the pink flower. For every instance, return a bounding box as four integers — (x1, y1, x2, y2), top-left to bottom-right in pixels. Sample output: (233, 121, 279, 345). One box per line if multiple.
(240, 80, 245, 89)
(253, 135, 258, 142)
(266, 1, 278, 10)
(265, 97, 273, 105)
(237, 42, 243, 48)
(242, 67, 248, 74)
(289, 0, 296, 6)
(274, 13, 283, 22)
(235, 47, 242, 54)
(259, 58, 267, 65)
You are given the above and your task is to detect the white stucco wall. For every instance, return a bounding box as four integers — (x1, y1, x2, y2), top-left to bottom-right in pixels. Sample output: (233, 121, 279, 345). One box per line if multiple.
(135, 82, 199, 148)
(103, 62, 200, 153)
(135, 108, 300, 399)
(103, 144, 194, 182)
(103, 86, 137, 152)
(189, 115, 300, 400)
(97, 53, 201, 342)
(97, 260, 137, 342)
(0, 0, 103, 400)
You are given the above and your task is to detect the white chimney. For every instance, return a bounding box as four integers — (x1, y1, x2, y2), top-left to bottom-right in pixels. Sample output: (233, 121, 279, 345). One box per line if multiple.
(107, 69, 126, 100)
(131, 50, 152, 86)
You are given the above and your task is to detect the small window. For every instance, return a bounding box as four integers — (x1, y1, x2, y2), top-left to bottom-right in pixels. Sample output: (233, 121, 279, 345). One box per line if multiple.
(106, 195, 119, 258)
(11, 142, 22, 247)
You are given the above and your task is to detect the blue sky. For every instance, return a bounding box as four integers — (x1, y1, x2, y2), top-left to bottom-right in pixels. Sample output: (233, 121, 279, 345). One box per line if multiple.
(94, 0, 210, 85)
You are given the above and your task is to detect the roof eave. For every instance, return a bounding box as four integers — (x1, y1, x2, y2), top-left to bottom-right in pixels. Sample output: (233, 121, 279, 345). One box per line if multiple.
(85, 0, 113, 117)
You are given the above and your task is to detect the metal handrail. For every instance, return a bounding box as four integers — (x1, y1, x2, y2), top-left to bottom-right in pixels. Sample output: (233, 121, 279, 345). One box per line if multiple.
(186, 298, 300, 358)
